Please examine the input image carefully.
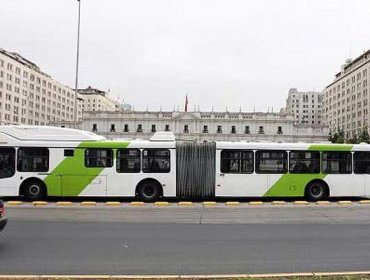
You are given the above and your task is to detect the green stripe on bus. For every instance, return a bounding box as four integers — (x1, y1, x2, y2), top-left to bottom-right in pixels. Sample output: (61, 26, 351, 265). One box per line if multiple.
(44, 141, 130, 196)
(263, 144, 353, 197)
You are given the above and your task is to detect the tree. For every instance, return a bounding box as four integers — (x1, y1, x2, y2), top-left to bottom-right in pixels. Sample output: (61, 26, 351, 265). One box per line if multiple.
(358, 127, 370, 144)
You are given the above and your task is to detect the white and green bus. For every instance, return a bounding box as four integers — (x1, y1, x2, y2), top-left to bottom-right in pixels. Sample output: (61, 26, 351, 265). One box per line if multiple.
(1, 125, 370, 201)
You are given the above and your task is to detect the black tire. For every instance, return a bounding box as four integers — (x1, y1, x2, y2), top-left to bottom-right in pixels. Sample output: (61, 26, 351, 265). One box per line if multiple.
(305, 181, 329, 201)
(137, 180, 161, 202)
(23, 180, 46, 201)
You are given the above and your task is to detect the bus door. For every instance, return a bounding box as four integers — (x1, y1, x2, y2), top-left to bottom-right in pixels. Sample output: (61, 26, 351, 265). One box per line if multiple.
(216, 150, 267, 197)
(353, 152, 370, 197)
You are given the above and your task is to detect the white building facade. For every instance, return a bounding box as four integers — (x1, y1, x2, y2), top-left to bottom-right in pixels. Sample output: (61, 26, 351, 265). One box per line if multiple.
(0, 47, 81, 125)
(323, 50, 370, 138)
(78, 86, 120, 112)
(81, 110, 329, 142)
(285, 88, 323, 125)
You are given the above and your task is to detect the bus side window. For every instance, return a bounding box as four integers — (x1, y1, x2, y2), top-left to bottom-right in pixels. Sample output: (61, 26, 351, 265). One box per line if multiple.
(142, 149, 170, 173)
(289, 151, 320, 174)
(85, 149, 113, 168)
(221, 150, 253, 174)
(256, 150, 287, 174)
(116, 149, 141, 173)
(354, 152, 370, 174)
(322, 152, 352, 174)
(0, 147, 16, 178)
(17, 147, 49, 172)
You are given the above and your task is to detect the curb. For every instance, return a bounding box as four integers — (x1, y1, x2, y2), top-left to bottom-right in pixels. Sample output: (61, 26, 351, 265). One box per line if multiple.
(1, 271, 370, 279)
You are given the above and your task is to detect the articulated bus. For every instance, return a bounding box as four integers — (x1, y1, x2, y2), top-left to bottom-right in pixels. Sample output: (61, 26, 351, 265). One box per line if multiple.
(1, 126, 370, 201)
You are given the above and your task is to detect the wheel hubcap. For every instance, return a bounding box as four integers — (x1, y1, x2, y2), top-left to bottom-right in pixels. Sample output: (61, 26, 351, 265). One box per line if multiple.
(29, 184, 40, 196)
(311, 185, 322, 198)
(144, 185, 155, 197)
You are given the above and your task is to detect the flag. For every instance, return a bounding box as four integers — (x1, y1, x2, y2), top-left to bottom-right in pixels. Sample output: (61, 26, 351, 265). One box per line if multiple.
(185, 94, 188, 112)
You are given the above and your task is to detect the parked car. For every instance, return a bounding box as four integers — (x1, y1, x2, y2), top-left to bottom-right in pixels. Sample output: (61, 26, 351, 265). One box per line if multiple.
(0, 200, 7, 232)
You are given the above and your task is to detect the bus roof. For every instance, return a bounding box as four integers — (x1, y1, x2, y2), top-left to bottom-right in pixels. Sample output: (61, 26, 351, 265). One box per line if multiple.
(0, 126, 106, 142)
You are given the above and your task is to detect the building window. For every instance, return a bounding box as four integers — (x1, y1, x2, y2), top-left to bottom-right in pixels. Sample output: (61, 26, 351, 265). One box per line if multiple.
(85, 149, 113, 168)
(322, 152, 352, 174)
(203, 125, 208, 133)
(217, 125, 222, 133)
(165, 124, 170, 131)
(184, 125, 189, 133)
(151, 124, 156, 133)
(92, 123, 97, 132)
(277, 126, 283, 134)
(137, 124, 143, 133)
(124, 124, 129, 132)
(17, 148, 49, 172)
(221, 150, 253, 173)
(289, 151, 320, 174)
(245, 126, 250, 134)
(142, 149, 170, 173)
(231, 126, 236, 134)
(0, 148, 15, 178)
(116, 149, 141, 173)
(110, 124, 116, 132)
(258, 126, 264, 134)
(256, 150, 287, 174)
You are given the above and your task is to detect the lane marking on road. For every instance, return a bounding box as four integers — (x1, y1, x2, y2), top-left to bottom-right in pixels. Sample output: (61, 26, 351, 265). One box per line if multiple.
(154, 201, 170, 206)
(225, 201, 240, 206)
(81, 201, 97, 206)
(316, 201, 332, 205)
(105, 201, 122, 206)
(32, 201, 48, 206)
(202, 201, 217, 206)
(293, 201, 309, 205)
(178, 202, 193, 206)
(55, 201, 73, 206)
(271, 201, 286, 205)
(337, 200, 353, 205)
(130, 201, 145, 206)
(4, 200, 370, 208)
(6, 201, 23, 206)
(249, 201, 264, 205)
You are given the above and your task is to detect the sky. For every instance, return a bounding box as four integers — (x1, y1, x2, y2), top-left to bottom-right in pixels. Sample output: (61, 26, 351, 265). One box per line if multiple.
(1, 0, 370, 112)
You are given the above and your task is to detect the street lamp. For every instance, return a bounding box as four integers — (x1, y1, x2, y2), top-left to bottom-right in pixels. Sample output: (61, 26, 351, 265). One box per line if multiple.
(74, 0, 81, 127)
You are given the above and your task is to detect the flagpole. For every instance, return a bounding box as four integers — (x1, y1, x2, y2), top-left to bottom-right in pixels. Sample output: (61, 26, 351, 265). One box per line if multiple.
(74, 0, 81, 127)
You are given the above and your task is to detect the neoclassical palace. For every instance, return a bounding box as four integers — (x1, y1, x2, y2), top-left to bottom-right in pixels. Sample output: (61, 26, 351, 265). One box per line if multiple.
(79, 110, 328, 142)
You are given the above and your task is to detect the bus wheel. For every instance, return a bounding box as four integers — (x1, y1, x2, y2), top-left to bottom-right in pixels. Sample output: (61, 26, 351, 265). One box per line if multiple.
(305, 181, 329, 201)
(22, 180, 46, 201)
(137, 180, 161, 202)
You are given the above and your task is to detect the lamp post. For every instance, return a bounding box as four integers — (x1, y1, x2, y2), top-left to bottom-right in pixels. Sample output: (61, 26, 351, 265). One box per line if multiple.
(74, 0, 81, 127)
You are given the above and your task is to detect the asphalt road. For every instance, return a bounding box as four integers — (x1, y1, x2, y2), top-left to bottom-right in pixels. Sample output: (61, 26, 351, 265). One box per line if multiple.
(1, 205, 370, 275)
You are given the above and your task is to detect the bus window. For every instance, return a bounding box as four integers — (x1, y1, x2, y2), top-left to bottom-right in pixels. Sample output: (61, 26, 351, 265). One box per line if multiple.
(117, 149, 141, 173)
(221, 150, 253, 174)
(322, 152, 351, 174)
(142, 149, 170, 173)
(17, 147, 49, 172)
(0, 148, 15, 178)
(256, 150, 287, 174)
(354, 152, 370, 174)
(85, 149, 113, 168)
(289, 151, 320, 174)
